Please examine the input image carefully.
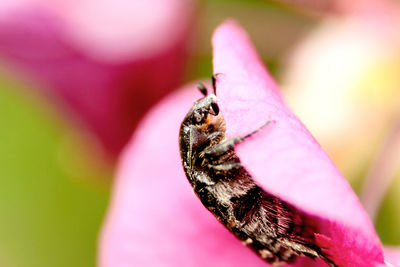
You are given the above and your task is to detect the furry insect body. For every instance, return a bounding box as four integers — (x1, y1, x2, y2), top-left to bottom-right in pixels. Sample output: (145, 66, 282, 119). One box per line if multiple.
(179, 81, 337, 267)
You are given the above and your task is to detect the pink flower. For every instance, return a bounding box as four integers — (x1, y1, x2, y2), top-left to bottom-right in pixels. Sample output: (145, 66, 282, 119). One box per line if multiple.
(0, 0, 194, 157)
(99, 21, 394, 266)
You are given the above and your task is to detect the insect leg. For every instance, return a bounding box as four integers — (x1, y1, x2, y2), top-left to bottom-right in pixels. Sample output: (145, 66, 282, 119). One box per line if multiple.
(319, 254, 338, 267)
(206, 131, 225, 144)
(205, 120, 272, 157)
(207, 162, 242, 171)
(240, 120, 273, 140)
(204, 138, 239, 157)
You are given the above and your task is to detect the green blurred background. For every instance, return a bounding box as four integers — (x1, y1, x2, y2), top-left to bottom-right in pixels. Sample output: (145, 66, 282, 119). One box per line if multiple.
(0, 72, 109, 267)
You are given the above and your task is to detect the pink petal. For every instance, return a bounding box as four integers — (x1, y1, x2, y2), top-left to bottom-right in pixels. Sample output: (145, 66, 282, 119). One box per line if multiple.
(100, 83, 329, 266)
(0, 0, 193, 156)
(384, 246, 400, 266)
(99, 85, 271, 266)
(100, 20, 387, 266)
(213, 20, 384, 266)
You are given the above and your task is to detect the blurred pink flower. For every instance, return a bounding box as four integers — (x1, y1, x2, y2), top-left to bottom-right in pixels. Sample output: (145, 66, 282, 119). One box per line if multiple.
(99, 21, 396, 266)
(281, 0, 400, 225)
(0, 0, 195, 157)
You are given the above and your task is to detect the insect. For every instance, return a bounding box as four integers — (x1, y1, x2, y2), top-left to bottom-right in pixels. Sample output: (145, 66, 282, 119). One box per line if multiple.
(179, 75, 337, 266)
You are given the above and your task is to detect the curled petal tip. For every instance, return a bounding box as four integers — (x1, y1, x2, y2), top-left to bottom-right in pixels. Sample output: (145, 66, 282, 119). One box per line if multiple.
(212, 20, 384, 266)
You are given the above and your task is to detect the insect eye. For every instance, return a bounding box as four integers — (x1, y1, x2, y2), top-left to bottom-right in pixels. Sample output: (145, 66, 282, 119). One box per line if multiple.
(210, 103, 219, 116)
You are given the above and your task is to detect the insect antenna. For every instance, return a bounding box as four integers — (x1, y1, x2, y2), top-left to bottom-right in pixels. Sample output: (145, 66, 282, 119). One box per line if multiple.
(196, 83, 208, 96)
(212, 73, 221, 95)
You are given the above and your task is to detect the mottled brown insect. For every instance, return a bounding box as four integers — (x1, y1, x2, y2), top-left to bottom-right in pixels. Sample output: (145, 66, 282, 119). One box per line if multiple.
(179, 76, 337, 266)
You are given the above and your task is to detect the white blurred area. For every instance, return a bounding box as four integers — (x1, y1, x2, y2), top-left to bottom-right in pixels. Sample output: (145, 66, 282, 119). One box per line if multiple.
(283, 17, 400, 178)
